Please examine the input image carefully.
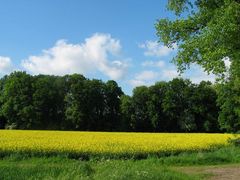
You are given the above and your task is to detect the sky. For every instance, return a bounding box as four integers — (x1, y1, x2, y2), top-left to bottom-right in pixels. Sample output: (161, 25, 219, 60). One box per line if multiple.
(0, 0, 216, 94)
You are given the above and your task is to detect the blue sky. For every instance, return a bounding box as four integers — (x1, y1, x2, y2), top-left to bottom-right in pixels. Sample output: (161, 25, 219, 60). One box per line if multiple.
(0, 0, 215, 94)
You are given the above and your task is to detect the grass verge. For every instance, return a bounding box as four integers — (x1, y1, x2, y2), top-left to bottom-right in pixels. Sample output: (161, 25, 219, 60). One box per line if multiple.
(0, 156, 203, 180)
(0, 146, 239, 180)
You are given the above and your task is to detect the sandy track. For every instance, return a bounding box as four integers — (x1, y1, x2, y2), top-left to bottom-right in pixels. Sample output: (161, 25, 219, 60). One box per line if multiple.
(206, 166, 240, 180)
(176, 164, 240, 180)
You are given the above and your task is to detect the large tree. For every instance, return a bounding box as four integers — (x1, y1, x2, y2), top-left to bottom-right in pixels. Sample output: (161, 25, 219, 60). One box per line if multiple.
(32, 75, 66, 129)
(156, 0, 240, 75)
(103, 80, 124, 131)
(162, 78, 196, 132)
(156, 0, 240, 132)
(148, 82, 168, 132)
(0, 76, 7, 129)
(0, 72, 35, 129)
(191, 81, 219, 132)
(130, 86, 153, 132)
(120, 95, 133, 131)
(64, 74, 87, 130)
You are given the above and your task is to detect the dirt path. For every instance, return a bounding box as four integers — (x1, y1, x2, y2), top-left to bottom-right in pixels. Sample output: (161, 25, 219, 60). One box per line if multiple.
(175, 164, 240, 180)
(206, 166, 240, 180)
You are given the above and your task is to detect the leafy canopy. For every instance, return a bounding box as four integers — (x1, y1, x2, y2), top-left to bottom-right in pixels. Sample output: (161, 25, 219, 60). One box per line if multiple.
(156, 0, 240, 77)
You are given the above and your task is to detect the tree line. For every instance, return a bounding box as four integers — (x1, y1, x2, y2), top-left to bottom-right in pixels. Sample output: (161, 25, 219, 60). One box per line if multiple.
(0, 72, 123, 131)
(1, 71, 235, 133)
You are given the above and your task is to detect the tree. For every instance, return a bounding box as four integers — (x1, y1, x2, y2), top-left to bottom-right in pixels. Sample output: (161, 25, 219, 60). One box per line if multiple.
(64, 75, 107, 131)
(156, 0, 240, 132)
(64, 74, 87, 130)
(217, 80, 240, 132)
(0, 71, 221, 132)
(192, 81, 219, 132)
(162, 78, 196, 132)
(104, 80, 124, 131)
(156, 0, 240, 75)
(148, 82, 168, 132)
(83, 79, 105, 130)
(32, 75, 66, 129)
(130, 86, 153, 132)
(0, 75, 7, 129)
(120, 95, 133, 131)
(0, 72, 35, 129)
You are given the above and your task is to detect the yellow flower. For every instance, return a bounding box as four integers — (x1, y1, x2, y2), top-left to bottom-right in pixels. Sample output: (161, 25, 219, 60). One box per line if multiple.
(0, 130, 236, 157)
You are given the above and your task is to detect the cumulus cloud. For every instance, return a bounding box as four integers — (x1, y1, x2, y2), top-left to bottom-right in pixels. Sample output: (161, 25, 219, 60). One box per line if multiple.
(0, 56, 14, 75)
(129, 70, 159, 87)
(189, 73, 215, 84)
(183, 65, 216, 84)
(129, 64, 217, 88)
(135, 70, 159, 81)
(162, 69, 179, 80)
(223, 57, 231, 69)
(128, 79, 146, 87)
(141, 60, 165, 68)
(160, 65, 216, 84)
(21, 33, 129, 80)
(139, 40, 176, 57)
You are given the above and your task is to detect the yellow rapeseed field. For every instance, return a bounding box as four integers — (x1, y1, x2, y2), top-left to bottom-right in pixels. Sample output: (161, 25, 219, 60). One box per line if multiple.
(0, 130, 236, 157)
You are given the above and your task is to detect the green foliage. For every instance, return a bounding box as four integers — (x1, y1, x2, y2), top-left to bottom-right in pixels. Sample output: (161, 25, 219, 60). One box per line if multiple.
(148, 81, 168, 131)
(192, 81, 220, 132)
(0, 72, 124, 131)
(156, 0, 240, 132)
(104, 80, 124, 131)
(65, 77, 123, 131)
(0, 72, 220, 132)
(130, 86, 152, 131)
(156, 0, 240, 76)
(217, 78, 240, 132)
(162, 78, 195, 132)
(120, 78, 219, 132)
(120, 95, 133, 131)
(64, 74, 87, 129)
(167, 0, 193, 15)
(32, 75, 66, 129)
(0, 72, 35, 129)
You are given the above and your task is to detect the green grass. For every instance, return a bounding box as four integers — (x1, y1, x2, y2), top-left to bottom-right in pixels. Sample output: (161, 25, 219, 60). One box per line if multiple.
(154, 145, 240, 166)
(0, 146, 240, 180)
(0, 156, 202, 180)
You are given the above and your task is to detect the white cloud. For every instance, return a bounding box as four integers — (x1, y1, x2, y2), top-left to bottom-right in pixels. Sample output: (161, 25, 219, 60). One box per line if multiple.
(141, 60, 165, 68)
(139, 40, 176, 57)
(135, 70, 159, 81)
(129, 70, 159, 87)
(128, 79, 146, 87)
(160, 65, 216, 84)
(162, 69, 179, 80)
(189, 74, 215, 84)
(183, 65, 216, 83)
(129, 64, 216, 88)
(0, 56, 14, 74)
(21, 33, 129, 80)
(223, 57, 231, 69)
